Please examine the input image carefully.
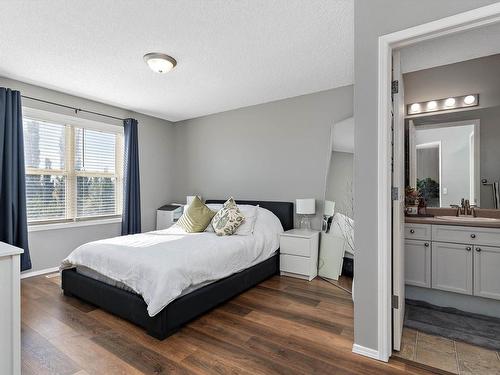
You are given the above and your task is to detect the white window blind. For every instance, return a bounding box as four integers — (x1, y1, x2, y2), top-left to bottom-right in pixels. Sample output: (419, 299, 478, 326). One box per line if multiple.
(23, 116, 123, 224)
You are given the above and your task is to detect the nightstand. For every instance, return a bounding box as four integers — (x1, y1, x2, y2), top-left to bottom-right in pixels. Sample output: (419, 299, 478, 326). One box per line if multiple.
(156, 204, 183, 230)
(279, 229, 320, 281)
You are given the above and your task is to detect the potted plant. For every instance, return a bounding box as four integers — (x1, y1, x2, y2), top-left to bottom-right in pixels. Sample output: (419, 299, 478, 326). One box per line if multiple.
(405, 186, 420, 215)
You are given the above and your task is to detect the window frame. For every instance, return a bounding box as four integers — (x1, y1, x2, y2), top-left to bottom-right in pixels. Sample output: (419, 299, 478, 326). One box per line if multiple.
(23, 107, 124, 228)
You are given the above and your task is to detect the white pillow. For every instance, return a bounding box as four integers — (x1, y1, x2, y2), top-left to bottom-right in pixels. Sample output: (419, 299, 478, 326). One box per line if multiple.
(235, 204, 259, 235)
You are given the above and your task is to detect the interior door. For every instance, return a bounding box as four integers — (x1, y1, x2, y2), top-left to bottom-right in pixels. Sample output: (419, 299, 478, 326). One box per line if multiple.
(391, 50, 406, 351)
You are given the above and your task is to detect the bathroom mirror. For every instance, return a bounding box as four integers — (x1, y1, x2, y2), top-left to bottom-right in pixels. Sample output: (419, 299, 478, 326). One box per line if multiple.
(406, 114, 500, 209)
(318, 117, 354, 284)
(407, 120, 480, 207)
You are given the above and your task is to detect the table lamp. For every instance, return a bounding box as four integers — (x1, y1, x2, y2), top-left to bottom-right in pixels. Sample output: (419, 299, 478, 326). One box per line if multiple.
(296, 198, 315, 229)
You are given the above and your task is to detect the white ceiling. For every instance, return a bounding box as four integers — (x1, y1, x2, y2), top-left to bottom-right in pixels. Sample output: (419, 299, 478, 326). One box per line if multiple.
(0, 0, 353, 122)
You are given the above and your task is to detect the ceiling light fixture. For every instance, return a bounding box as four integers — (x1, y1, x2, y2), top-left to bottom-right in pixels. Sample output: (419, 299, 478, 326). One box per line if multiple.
(143, 52, 177, 74)
(407, 94, 479, 115)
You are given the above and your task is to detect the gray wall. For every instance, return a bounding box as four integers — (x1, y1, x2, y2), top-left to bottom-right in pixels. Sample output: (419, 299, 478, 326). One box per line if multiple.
(354, 0, 497, 352)
(400, 23, 500, 74)
(404, 54, 500, 110)
(325, 151, 354, 217)
(0, 77, 176, 273)
(173, 86, 354, 229)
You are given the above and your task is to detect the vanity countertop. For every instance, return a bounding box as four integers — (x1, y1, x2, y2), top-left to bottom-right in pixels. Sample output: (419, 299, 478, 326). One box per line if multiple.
(405, 215, 500, 228)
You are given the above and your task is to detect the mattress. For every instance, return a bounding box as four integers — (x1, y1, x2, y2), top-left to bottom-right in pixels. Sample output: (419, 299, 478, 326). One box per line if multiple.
(75, 249, 278, 298)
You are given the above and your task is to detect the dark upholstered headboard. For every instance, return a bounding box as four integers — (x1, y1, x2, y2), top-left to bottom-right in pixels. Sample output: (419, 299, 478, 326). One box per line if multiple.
(205, 200, 294, 231)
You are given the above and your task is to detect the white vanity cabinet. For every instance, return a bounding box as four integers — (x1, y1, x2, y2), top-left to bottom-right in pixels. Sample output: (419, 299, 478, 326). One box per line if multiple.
(405, 223, 500, 301)
(474, 245, 500, 300)
(405, 239, 431, 288)
(431, 241, 473, 295)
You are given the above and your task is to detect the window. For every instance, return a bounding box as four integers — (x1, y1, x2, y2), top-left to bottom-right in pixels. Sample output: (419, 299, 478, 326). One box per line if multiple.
(23, 112, 123, 224)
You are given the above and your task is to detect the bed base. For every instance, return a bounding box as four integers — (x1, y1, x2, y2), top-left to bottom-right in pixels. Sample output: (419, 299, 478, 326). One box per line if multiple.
(62, 253, 279, 339)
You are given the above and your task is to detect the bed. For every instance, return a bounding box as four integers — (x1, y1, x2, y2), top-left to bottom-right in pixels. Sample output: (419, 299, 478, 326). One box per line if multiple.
(61, 200, 293, 339)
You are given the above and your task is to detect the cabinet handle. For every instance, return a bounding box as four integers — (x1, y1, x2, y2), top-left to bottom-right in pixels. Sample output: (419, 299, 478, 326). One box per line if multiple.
(466, 246, 472, 251)
(409, 229, 415, 234)
(476, 247, 482, 252)
(424, 243, 429, 247)
(470, 234, 476, 239)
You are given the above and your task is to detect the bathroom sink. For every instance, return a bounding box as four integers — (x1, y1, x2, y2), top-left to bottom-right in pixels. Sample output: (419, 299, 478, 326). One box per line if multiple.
(435, 216, 500, 223)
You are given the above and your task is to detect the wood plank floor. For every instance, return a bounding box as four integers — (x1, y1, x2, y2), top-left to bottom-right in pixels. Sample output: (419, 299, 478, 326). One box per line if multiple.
(21, 274, 437, 375)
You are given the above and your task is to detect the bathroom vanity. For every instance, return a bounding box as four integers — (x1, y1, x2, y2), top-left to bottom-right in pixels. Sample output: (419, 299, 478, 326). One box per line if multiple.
(405, 216, 500, 302)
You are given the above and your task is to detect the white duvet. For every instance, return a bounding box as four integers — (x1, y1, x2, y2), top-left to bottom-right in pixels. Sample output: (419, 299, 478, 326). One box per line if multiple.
(61, 207, 283, 317)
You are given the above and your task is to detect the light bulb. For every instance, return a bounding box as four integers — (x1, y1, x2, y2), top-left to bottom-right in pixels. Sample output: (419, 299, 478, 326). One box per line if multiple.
(410, 103, 421, 113)
(444, 98, 456, 107)
(464, 95, 476, 105)
(426, 101, 438, 110)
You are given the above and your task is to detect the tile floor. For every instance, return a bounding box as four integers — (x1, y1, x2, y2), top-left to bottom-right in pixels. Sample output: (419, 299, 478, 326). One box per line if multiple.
(395, 327, 500, 374)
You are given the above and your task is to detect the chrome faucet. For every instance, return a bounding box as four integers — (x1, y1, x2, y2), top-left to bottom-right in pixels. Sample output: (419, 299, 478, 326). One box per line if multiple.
(450, 198, 476, 216)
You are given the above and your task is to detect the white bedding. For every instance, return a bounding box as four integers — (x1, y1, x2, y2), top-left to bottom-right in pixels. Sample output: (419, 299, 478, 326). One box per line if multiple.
(61, 207, 283, 317)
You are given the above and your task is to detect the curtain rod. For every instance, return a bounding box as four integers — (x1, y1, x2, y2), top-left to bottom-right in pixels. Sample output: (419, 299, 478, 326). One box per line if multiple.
(21, 95, 127, 122)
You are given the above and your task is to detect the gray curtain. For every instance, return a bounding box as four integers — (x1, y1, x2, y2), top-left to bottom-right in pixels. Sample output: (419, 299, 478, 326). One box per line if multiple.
(0, 88, 31, 270)
(121, 118, 141, 235)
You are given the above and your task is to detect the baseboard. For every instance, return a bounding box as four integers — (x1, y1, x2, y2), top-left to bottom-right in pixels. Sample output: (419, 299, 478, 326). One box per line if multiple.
(352, 344, 386, 361)
(21, 266, 59, 279)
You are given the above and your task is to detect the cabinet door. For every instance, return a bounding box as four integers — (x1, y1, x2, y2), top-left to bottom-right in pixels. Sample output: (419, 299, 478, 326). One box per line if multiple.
(474, 245, 500, 300)
(431, 241, 473, 295)
(405, 240, 431, 288)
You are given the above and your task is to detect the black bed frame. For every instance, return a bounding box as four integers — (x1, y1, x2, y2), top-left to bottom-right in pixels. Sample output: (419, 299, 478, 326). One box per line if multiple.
(61, 200, 294, 340)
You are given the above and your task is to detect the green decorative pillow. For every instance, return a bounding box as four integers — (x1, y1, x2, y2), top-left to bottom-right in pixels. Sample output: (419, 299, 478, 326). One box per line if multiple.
(211, 198, 245, 236)
(177, 196, 216, 233)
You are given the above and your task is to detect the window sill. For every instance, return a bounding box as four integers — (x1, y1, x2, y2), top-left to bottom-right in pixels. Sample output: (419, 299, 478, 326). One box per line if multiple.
(28, 217, 122, 232)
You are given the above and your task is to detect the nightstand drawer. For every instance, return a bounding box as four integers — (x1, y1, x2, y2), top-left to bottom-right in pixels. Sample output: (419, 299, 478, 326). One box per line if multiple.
(280, 236, 311, 256)
(280, 254, 311, 275)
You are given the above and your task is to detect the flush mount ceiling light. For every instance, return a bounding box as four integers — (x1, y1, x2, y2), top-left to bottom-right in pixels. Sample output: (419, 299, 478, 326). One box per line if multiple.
(407, 94, 479, 115)
(143, 53, 177, 74)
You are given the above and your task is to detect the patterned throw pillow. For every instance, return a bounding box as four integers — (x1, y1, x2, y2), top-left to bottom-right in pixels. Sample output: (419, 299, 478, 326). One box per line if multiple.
(177, 196, 216, 233)
(211, 198, 245, 236)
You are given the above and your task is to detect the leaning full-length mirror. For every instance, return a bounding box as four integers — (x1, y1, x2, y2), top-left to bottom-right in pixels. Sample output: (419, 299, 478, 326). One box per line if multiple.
(318, 117, 354, 293)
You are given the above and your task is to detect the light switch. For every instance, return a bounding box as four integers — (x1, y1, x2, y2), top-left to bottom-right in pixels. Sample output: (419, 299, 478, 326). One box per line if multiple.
(443, 187, 448, 195)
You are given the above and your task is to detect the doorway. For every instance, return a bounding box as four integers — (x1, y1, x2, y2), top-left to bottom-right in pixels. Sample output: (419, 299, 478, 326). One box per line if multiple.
(374, 3, 500, 364)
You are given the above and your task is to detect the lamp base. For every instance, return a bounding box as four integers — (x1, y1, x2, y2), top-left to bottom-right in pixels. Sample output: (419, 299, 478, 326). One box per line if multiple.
(299, 215, 312, 230)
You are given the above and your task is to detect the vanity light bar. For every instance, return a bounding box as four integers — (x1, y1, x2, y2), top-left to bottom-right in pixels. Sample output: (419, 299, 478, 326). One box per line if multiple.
(407, 94, 479, 115)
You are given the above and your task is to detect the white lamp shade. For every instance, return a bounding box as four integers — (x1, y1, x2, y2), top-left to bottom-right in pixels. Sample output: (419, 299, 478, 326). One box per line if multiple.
(296, 198, 315, 215)
(324, 200, 336, 217)
(186, 195, 199, 205)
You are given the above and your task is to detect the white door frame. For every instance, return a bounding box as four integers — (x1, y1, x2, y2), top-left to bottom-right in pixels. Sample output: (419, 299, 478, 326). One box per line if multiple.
(376, 3, 500, 362)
